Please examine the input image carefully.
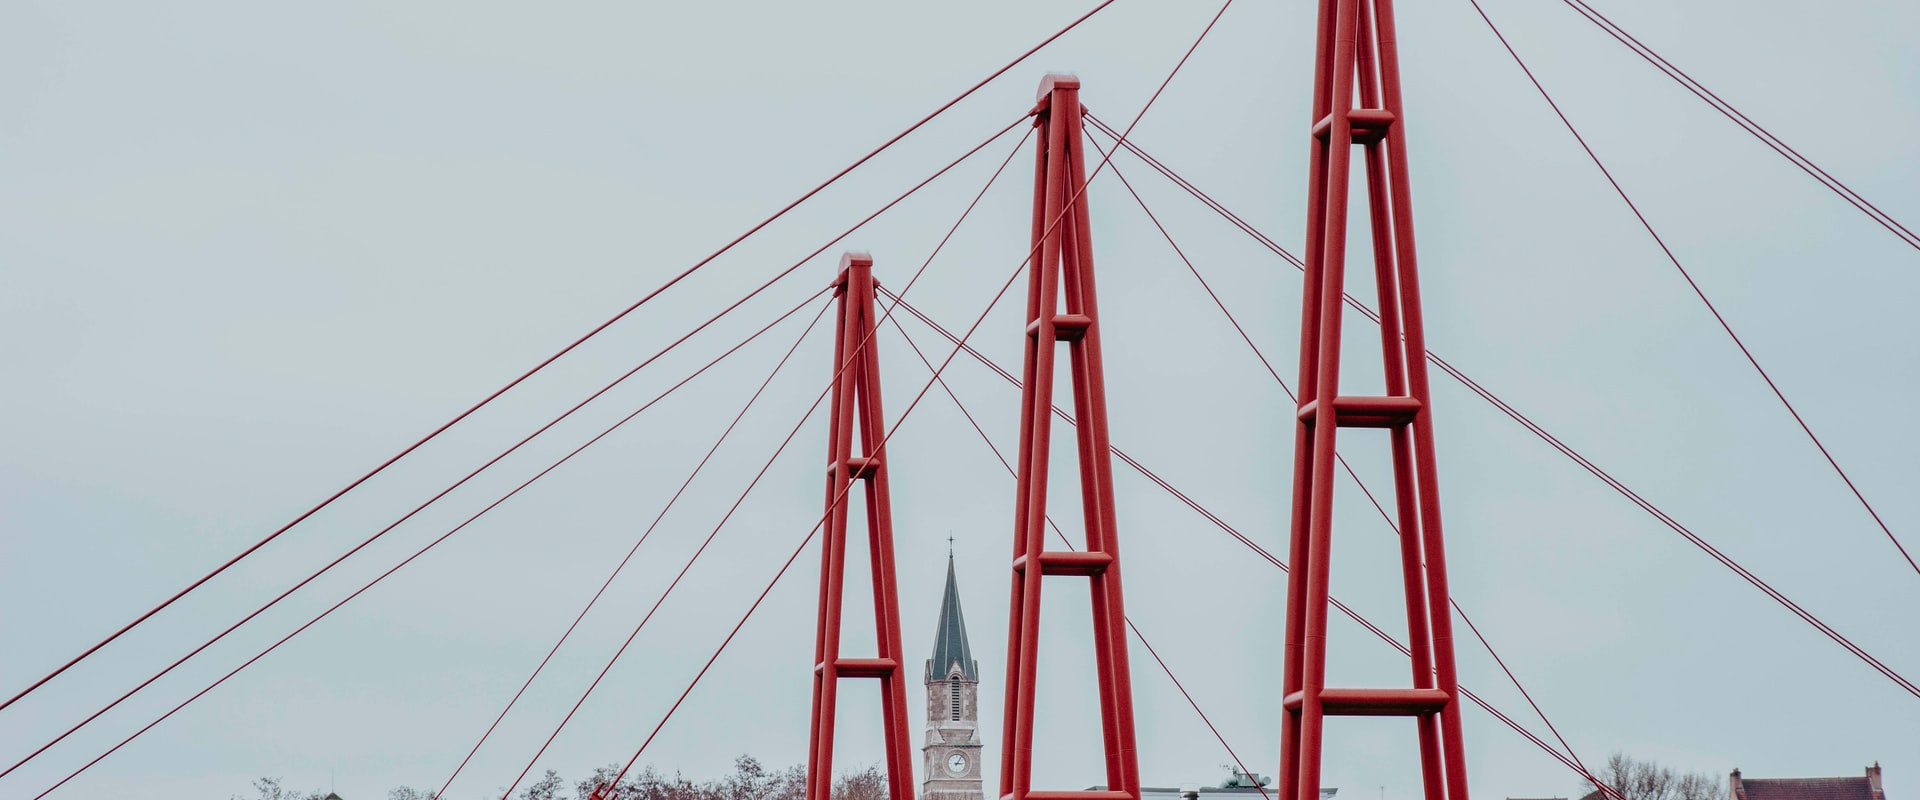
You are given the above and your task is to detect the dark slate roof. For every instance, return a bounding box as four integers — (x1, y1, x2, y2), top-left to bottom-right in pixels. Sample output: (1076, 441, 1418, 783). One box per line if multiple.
(927, 556, 978, 681)
(1742, 778, 1877, 800)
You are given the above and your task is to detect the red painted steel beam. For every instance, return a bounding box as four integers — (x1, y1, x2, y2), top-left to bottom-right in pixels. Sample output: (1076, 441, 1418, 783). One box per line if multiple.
(1279, 2, 1472, 800)
(1011, 550, 1114, 576)
(997, 74, 1143, 800)
(1283, 688, 1451, 717)
(807, 252, 918, 800)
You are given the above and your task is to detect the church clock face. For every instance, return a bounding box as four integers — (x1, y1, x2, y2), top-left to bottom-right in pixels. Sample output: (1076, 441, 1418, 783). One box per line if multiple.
(946, 752, 968, 775)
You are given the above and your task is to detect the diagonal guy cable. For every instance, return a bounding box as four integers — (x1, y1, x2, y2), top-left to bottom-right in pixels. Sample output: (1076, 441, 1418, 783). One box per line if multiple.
(21, 288, 832, 798)
(879, 310, 1273, 800)
(1080, 112, 1920, 701)
(444, 115, 1037, 800)
(0, 0, 1125, 715)
(579, 6, 1243, 791)
(567, 222, 1030, 800)
(6, 110, 1032, 787)
(433, 297, 834, 800)
(879, 289, 1632, 795)
(1465, 0, 1920, 588)
(1088, 136, 1606, 786)
(1558, 0, 1920, 252)
(489, 122, 1036, 800)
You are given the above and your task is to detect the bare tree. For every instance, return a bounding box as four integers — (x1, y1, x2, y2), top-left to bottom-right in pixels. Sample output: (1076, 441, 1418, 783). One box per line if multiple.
(518, 769, 568, 800)
(577, 763, 717, 800)
(233, 776, 328, 800)
(716, 755, 806, 800)
(222, 754, 873, 800)
(832, 764, 887, 800)
(1584, 753, 1723, 800)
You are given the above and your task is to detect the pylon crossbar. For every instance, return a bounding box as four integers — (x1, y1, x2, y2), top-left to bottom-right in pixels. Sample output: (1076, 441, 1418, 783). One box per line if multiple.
(1279, 3, 1472, 800)
(807, 252, 917, 800)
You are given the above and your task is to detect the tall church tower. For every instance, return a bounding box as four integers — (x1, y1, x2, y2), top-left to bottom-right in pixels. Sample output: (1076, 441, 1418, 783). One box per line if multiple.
(922, 556, 984, 800)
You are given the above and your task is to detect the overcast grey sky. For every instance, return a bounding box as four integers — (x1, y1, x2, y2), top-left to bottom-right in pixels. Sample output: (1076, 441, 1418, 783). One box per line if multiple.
(2, 1, 1916, 799)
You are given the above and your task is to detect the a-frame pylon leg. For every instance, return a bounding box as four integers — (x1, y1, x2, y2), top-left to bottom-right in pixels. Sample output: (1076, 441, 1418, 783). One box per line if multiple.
(997, 74, 1142, 800)
(1278, 3, 1471, 800)
(807, 252, 917, 800)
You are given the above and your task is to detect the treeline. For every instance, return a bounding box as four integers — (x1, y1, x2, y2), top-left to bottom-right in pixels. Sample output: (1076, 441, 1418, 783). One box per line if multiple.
(238, 755, 888, 800)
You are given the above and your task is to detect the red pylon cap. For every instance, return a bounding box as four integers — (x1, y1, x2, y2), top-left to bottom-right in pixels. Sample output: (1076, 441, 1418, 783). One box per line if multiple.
(1037, 72, 1080, 100)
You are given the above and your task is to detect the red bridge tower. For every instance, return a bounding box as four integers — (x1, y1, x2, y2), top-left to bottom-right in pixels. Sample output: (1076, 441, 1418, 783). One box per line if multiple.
(1279, 3, 1473, 800)
(807, 252, 918, 800)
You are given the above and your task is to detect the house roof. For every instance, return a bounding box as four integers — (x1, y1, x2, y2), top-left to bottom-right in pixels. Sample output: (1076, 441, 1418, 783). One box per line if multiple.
(927, 555, 977, 681)
(1740, 778, 1877, 800)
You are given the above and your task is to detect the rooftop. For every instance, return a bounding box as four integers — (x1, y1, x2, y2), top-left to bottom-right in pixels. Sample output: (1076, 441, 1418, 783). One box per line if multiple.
(927, 555, 978, 681)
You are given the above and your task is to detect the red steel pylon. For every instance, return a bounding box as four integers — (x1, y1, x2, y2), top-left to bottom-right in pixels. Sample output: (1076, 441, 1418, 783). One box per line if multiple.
(1278, 2, 1472, 800)
(998, 74, 1141, 800)
(807, 252, 917, 800)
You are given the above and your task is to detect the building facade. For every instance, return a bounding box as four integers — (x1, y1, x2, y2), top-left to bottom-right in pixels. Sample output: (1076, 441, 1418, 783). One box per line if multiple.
(1730, 765, 1887, 800)
(923, 557, 984, 800)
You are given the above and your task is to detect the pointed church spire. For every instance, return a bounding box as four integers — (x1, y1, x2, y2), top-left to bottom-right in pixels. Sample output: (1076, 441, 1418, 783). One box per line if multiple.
(927, 554, 978, 682)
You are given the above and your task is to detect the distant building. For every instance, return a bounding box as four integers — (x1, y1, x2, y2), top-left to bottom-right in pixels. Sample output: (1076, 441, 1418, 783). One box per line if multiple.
(1093, 766, 1336, 800)
(912, 561, 1334, 800)
(923, 556, 983, 800)
(1730, 765, 1887, 800)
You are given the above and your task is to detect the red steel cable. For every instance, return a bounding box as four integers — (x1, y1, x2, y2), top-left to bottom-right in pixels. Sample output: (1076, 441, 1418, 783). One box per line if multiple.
(488, 125, 1035, 800)
(588, 516, 829, 800)
(540, 234, 1028, 800)
(2, 285, 829, 783)
(0, 0, 1124, 714)
(453, 120, 1035, 800)
(1078, 120, 1920, 700)
(1085, 113, 1303, 268)
(1429, 350, 1920, 698)
(586, 205, 1057, 800)
(1092, 144, 1605, 785)
(23, 289, 836, 798)
(68, 15, 1218, 792)
(1465, 0, 1920, 582)
(1558, 0, 1920, 251)
(433, 297, 835, 800)
(495, 349, 841, 800)
(8, 112, 1031, 781)
(1318, 440, 1600, 783)
(577, 26, 1240, 780)
(5, 285, 838, 782)
(1123, 621, 1272, 800)
(881, 292, 1622, 791)
(879, 311, 1273, 800)
(877, 291, 1630, 795)
(1088, 132, 1406, 549)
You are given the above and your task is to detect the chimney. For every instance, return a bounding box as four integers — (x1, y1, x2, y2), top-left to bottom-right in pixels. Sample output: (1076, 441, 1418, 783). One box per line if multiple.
(1729, 769, 1745, 800)
(1866, 764, 1884, 800)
